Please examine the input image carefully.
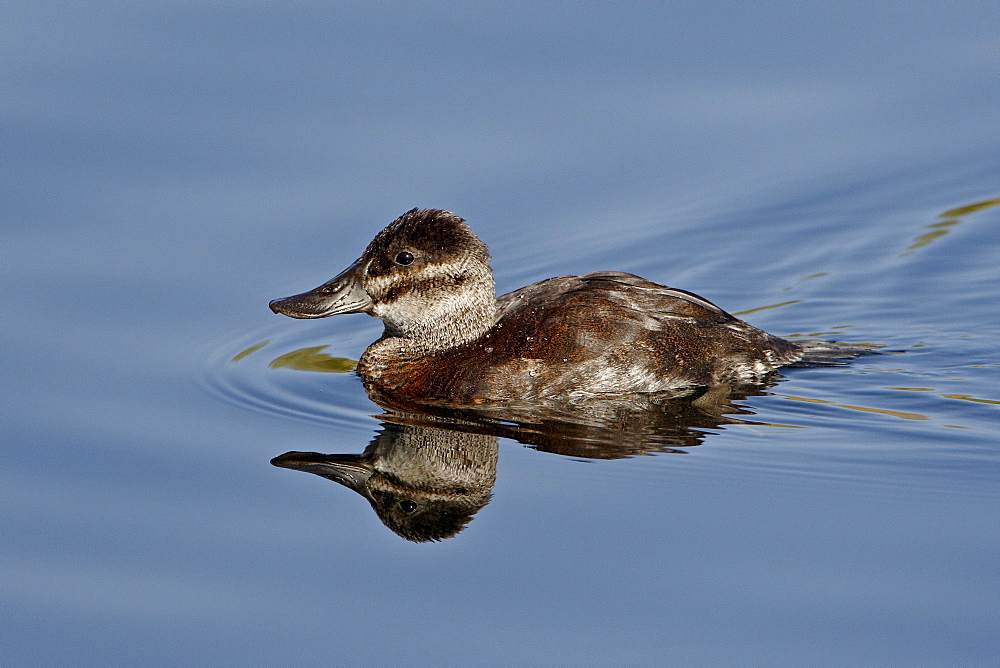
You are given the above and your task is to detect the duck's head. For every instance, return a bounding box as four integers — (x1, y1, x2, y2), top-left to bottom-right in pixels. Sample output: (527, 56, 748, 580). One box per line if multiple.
(270, 419, 498, 542)
(270, 209, 496, 345)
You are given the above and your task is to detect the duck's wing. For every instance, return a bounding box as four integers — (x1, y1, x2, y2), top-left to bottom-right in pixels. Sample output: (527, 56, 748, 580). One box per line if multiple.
(576, 272, 737, 322)
(491, 272, 800, 392)
(497, 271, 735, 324)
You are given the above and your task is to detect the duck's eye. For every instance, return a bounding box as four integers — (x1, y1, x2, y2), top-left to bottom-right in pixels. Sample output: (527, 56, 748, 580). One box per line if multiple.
(395, 251, 414, 266)
(399, 499, 418, 513)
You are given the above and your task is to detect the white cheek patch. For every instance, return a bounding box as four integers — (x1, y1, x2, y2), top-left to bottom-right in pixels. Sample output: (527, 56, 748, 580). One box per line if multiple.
(372, 294, 448, 328)
(367, 259, 494, 337)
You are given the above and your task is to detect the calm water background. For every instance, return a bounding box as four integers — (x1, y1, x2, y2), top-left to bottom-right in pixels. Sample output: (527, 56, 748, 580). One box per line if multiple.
(4, 2, 999, 665)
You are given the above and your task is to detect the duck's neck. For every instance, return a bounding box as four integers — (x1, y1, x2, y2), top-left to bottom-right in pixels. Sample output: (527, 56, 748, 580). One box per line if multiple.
(362, 277, 497, 370)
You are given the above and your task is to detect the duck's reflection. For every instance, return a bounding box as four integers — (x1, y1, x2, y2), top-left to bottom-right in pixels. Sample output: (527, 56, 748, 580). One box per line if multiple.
(273, 420, 497, 542)
(272, 383, 778, 542)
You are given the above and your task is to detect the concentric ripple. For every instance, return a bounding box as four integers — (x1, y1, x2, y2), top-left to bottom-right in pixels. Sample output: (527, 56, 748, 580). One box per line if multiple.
(203, 319, 382, 429)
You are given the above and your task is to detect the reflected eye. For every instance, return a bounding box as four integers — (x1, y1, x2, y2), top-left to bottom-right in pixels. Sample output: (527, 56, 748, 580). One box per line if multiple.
(395, 251, 414, 266)
(399, 500, 418, 513)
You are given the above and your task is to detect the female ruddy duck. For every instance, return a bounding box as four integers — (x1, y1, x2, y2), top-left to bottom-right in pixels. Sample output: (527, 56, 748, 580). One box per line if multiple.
(270, 209, 805, 408)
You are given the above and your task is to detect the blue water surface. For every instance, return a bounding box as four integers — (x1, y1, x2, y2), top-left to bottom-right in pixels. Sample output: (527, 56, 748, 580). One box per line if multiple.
(4, 2, 999, 665)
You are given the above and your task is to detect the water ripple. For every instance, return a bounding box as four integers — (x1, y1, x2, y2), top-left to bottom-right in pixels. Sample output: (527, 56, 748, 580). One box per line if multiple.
(202, 320, 379, 429)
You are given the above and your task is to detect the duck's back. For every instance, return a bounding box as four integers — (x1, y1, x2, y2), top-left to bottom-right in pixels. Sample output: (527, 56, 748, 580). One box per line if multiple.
(366, 272, 803, 407)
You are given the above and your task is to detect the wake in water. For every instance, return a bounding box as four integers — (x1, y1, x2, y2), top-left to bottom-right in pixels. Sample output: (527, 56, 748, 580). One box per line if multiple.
(789, 339, 887, 367)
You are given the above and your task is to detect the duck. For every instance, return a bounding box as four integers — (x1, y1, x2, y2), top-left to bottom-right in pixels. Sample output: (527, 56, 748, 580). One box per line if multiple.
(269, 208, 806, 409)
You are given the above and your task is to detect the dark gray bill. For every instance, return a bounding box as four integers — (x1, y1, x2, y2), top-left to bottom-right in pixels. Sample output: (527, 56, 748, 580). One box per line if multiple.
(270, 451, 374, 493)
(269, 259, 373, 319)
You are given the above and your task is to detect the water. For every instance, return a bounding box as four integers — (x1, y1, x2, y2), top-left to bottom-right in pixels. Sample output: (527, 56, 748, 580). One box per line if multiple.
(4, 3, 999, 665)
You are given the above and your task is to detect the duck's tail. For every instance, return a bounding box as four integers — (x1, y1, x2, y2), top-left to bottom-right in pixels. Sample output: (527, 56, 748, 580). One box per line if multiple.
(788, 339, 886, 367)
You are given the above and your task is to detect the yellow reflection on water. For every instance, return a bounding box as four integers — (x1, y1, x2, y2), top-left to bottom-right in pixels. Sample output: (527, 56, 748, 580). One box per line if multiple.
(733, 300, 803, 316)
(734, 273, 833, 315)
(900, 196, 1000, 257)
(231, 339, 271, 362)
(782, 272, 830, 291)
(885, 387, 998, 406)
(269, 346, 358, 373)
(941, 393, 1000, 406)
(785, 330, 858, 338)
(777, 393, 929, 421)
(939, 197, 1000, 218)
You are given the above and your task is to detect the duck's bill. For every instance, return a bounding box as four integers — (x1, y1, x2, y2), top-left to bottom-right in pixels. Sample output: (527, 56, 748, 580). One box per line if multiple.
(271, 451, 374, 493)
(269, 259, 373, 318)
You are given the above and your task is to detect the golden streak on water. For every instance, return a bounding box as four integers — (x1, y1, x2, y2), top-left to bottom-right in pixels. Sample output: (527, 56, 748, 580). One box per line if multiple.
(778, 394, 929, 421)
(902, 225, 957, 253)
(269, 346, 358, 373)
(231, 339, 271, 362)
(738, 421, 807, 429)
(941, 394, 1000, 406)
(785, 331, 854, 338)
(884, 388, 997, 406)
(782, 272, 830, 291)
(938, 197, 1000, 218)
(900, 196, 1000, 257)
(733, 299, 803, 316)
